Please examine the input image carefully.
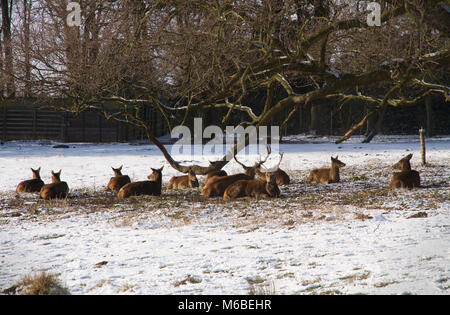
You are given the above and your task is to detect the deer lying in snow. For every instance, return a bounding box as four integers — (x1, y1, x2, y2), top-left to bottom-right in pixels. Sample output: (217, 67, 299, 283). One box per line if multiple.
(223, 172, 280, 201)
(107, 165, 131, 191)
(16, 167, 45, 193)
(39, 170, 69, 199)
(201, 150, 269, 198)
(117, 166, 163, 199)
(255, 150, 290, 185)
(201, 173, 254, 198)
(308, 156, 346, 184)
(167, 169, 199, 189)
(389, 153, 420, 189)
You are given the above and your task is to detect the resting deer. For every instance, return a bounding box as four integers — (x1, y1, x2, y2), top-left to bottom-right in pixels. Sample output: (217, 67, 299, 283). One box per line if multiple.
(167, 169, 199, 189)
(16, 167, 45, 193)
(117, 166, 163, 199)
(389, 153, 420, 189)
(201, 149, 269, 198)
(308, 156, 346, 184)
(39, 170, 69, 199)
(107, 165, 131, 192)
(254, 149, 290, 185)
(223, 172, 280, 201)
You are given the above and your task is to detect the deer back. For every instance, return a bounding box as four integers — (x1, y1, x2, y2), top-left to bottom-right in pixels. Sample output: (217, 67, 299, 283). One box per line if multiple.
(107, 165, 131, 191)
(167, 171, 199, 189)
(201, 173, 253, 197)
(308, 156, 345, 184)
(224, 172, 279, 201)
(389, 170, 420, 189)
(16, 168, 44, 193)
(389, 154, 420, 189)
(118, 166, 163, 198)
(205, 170, 228, 181)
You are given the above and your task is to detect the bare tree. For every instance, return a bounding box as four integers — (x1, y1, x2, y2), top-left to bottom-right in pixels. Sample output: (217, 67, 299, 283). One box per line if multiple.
(7, 0, 450, 173)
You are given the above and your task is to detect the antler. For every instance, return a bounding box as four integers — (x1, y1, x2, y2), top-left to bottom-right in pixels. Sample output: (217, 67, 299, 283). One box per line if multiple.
(274, 152, 284, 170)
(234, 154, 248, 168)
(256, 144, 271, 167)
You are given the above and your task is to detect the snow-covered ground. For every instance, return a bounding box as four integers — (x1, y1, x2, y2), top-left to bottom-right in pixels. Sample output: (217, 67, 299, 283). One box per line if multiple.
(0, 135, 449, 295)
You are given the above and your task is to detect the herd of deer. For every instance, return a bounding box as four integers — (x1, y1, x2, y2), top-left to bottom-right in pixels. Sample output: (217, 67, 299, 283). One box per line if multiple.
(15, 151, 421, 201)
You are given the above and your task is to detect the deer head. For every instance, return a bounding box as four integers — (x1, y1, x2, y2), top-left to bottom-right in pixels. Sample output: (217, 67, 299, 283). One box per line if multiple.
(31, 167, 41, 179)
(112, 165, 123, 177)
(51, 170, 62, 183)
(331, 156, 346, 168)
(392, 154, 413, 171)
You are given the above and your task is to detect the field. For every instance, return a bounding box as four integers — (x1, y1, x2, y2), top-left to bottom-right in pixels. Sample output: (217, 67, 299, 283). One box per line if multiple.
(0, 135, 449, 295)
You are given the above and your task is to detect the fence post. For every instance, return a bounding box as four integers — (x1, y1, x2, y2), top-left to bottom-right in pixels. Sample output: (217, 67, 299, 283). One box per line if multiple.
(419, 127, 426, 166)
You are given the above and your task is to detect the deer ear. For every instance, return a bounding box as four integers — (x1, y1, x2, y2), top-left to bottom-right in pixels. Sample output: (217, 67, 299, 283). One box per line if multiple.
(406, 154, 413, 160)
(37, 167, 41, 171)
(118, 165, 123, 170)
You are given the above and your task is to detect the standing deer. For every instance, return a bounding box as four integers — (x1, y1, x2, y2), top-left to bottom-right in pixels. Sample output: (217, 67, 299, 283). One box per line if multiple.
(117, 166, 163, 199)
(389, 153, 420, 189)
(39, 170, 69, 199)
(308, 156, 346, 184)
(223, 172, 280, 201)
(16, 167, 45, 193)
(107, 165, 131, 191)
(167, 169, 199, 189)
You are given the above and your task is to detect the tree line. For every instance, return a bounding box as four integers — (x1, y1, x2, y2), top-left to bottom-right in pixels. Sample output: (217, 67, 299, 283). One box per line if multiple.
(0, 0, 449, 173)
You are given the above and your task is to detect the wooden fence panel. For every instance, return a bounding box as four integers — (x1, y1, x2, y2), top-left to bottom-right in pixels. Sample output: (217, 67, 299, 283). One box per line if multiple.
(0, 100, 167, 143)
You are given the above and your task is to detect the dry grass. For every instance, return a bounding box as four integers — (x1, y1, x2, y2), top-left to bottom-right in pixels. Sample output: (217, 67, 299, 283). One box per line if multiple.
(1, 159, 448, 230)
(3, 271, 69, 295)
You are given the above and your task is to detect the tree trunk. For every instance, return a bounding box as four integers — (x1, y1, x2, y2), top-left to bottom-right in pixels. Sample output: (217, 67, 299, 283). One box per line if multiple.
(425, 96, 434, 137)
(1, 0, 15, 98)
(310, 103, 320, 135)
(23, 0, 31, 97)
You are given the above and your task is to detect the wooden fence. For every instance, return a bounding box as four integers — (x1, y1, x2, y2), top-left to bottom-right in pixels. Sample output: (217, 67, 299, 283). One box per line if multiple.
(0, 99, 167, 142)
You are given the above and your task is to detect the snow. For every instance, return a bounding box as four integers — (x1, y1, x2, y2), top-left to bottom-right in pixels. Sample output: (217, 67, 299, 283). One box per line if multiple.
(0, 135, 449, 295)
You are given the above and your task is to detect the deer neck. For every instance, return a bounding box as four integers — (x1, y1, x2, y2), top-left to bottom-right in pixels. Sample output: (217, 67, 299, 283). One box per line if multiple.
(329, 164, 340, 182)
(402, 163, 412, 171)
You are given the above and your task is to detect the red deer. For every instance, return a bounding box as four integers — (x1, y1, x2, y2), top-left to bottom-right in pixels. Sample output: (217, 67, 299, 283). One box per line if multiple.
(117, 166, 163, 199)
(223, 172, 280, 201)
(16, 167, 45, 193)
(39, 170, 69, 199)
(205, 170, 228, 181)
(107, 165, 131, 192)
(254, 151, 290, 185)
(201, 149, 271, 198)
(389, 153, 420, 189)
(167, 169, 199, 189)
(308, 156, 346, 184)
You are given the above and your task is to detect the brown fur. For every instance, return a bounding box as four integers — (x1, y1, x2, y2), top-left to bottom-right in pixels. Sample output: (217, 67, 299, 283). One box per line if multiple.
(117, 166, 163, 199)
(39, 170, 69, 200)
(201, 173, 253, 197)
(223, 172, 280, 201)
(389, 154, 420, 189)
(16, 167, 45, 193)
(205, 170, 228, 181)
(255, 166, 290, 186)
(167, 169, 199, 189)
(107, 165, 131, 191)
(308, 156, 346, 184)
